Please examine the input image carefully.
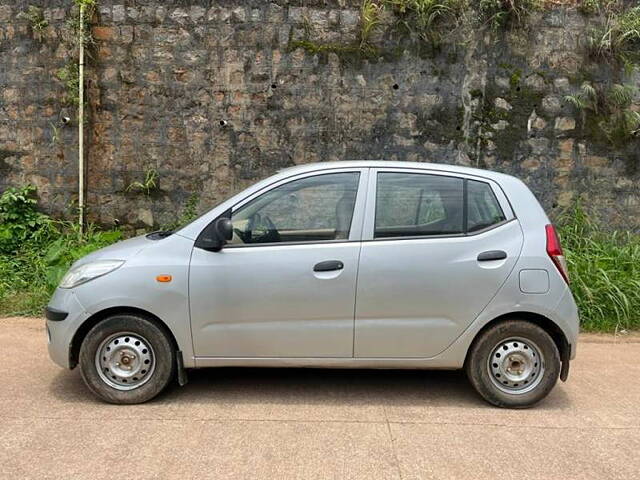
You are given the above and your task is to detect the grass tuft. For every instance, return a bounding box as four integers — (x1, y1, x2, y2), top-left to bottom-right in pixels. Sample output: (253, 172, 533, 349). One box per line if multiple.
(588, 5, 640, 69)
(558, 203, 640, 332)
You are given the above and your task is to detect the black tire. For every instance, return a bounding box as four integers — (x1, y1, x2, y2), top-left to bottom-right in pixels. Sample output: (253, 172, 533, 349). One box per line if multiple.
(465, 320, 560, 408)
(79, 314, 176, 404)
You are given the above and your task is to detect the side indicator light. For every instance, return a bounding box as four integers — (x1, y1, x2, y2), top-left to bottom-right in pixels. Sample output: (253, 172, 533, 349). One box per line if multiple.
(156, 275, 172, 283)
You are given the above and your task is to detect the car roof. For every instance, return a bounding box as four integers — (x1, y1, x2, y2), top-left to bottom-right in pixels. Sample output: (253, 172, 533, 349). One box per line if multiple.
(277, 161, 515, 183)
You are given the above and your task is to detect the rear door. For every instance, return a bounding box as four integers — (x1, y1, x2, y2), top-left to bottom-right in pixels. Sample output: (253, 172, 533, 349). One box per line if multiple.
(354, 168, 523, 358)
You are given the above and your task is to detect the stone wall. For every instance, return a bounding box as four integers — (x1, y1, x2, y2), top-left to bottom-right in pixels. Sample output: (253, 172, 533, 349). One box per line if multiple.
(1, 0, 639, 230)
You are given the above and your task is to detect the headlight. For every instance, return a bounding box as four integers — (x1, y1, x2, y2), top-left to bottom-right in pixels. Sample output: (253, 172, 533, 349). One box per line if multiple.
(59, 260, 124, 289)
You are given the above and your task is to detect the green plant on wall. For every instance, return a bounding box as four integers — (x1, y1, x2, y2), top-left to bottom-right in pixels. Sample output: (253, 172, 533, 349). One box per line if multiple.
(126, 168, 160, 196)
(289, 0, 385, 59)
(477, 0, 540, 31)
(565, 82, 640, 147)
(578, 0, 601, 15)
(564, 81, 598, 117)
(588, 5, 640, 70)
(49, 122, 61, 145)
(386, 0, 466, 47)
(599, 84, 640, 146)
(55, 61, 80, 107)
(161, 193, 201, 231)
(68, 0, 97, 48)
(17, 5, 48, 39)
(360, 0, 385, 52)
(53, 1, 97, 107)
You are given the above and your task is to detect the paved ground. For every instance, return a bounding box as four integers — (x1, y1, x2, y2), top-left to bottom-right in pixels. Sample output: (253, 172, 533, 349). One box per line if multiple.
(1, 317, 639, 480)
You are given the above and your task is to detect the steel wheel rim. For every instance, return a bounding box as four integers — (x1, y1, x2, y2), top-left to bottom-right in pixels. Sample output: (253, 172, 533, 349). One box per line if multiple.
(95, 332, 156, 391)
(487, 336, 545, 395)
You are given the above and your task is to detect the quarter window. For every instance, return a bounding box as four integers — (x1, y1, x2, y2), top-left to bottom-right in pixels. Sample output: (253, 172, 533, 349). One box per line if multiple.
(466, 180, 506, 232)
(228, 172, 360, 245)
(374, 173, 464, 238)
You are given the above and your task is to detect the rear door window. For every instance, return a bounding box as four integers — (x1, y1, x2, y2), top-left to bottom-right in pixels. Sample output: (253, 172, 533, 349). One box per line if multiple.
(374, 173, 464, 238)
(466, 180, 506, 232)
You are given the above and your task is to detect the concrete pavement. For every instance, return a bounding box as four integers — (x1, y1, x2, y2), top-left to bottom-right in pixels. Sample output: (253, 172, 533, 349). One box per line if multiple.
(1, 316, 639, 479)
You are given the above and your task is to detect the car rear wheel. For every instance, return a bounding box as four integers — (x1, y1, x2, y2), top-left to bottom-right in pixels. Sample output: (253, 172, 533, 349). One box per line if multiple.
(79, 314, 175, 404)
(465, 320, 561, 408)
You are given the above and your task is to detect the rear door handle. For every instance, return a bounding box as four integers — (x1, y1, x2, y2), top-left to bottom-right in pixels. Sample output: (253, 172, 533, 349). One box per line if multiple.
(314, 260, 344, 272)
(477, 250, 507, 261)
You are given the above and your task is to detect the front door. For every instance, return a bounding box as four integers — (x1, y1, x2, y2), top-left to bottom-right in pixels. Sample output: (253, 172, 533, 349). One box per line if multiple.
(354, 169, 523, 358)
(189, 169, 367, 358)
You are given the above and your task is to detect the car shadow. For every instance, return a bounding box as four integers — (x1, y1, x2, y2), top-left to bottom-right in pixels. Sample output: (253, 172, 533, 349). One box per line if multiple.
(49, 366, 571, 410)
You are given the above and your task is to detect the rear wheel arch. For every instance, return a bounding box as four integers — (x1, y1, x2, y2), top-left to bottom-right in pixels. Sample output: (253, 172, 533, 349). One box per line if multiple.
(465, 312, 570, 371)
(69, 307, 179, 369)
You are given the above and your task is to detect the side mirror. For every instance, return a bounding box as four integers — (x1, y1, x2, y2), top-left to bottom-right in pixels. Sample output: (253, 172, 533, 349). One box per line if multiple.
(195, 216, 233, 252)
(214, 217, 233, 242)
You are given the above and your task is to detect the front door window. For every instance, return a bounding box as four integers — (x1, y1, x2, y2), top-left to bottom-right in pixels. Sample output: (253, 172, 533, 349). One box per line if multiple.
(229, 172, 360, 245)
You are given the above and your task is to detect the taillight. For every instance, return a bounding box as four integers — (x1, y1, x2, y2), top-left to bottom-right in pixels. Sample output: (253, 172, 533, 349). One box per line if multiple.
(545, 224, 569, 284)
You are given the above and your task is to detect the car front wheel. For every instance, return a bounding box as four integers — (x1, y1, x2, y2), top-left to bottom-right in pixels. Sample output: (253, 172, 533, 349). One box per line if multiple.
(465, 319, 561, 408)
(79, 314, 175, 404)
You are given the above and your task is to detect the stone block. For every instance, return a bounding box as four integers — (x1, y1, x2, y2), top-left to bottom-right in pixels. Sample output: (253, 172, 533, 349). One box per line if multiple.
(555, 117, 575, 131)
(494, 98, 512, 111)
(112, 5, 125, 23)
(92, 26, 116, 41)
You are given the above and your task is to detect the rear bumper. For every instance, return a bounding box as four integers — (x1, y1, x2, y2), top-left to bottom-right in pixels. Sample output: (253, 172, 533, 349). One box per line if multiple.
(555, 286, 580, 360)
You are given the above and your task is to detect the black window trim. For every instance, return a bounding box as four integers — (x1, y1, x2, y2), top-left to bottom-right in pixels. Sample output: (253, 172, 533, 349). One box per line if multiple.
(366, 218, 516, 243)
(371, 172, 510, 242)
(465, 177, 508, 234)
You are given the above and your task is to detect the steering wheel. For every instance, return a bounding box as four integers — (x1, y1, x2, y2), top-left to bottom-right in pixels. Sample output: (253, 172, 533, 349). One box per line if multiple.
(247, 213, 280, 243)
(263, 215, 280, 241)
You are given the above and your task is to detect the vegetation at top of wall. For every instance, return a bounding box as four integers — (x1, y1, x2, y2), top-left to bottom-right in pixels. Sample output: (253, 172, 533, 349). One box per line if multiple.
(578, 0, 599, 15)
(386, 0, 467, 47)
(288, 0, 385, 60)
(577, 0, 617, 16)
(587, 4, 640, 70)
(2, 186, 640, 333)
(478, 0, 540, 31)
(290, 0, 612, 62)
(17, 5, 48, 39)
(559, 203, 640, 333)
(360, 0, 385, 51)
(564, 81, 640, 147)
(287, 39, 371, 60)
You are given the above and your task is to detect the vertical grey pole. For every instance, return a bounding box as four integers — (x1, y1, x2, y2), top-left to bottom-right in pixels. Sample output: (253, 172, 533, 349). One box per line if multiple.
(78, 2, 85, 234)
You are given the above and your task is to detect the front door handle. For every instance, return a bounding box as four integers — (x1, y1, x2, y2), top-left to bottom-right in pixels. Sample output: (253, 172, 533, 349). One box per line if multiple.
(314, 260, 344, 272)
(477, 250, 507, 262)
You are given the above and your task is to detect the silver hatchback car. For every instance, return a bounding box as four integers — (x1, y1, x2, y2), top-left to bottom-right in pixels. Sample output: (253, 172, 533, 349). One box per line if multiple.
(46, 161, 578, 407)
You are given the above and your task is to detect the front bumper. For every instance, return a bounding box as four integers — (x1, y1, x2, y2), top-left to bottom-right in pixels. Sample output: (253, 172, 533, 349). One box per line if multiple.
(46, 288, 89, 369)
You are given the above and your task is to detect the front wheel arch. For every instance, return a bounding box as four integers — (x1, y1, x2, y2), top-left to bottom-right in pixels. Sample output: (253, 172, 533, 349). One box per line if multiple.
(69, 307, 179, 369)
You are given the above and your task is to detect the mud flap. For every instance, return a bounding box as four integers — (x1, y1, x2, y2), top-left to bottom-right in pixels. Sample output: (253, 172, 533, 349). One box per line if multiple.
(176, 350, 188, 386)
(560, 343, 570, 382)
